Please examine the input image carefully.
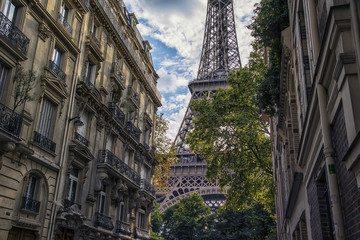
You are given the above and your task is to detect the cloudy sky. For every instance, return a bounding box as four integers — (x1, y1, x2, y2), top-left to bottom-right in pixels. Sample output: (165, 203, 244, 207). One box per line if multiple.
(126, 0, 260, 140)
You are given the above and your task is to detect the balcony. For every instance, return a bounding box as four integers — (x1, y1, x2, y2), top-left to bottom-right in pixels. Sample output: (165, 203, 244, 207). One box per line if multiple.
(116, 220, 132, 236)
(74, 132, 89, 147)
(108, 102, 125, 125)
(98, 150, 140, 185)
(49, 60, 66, 82)
(0, 11, 29, 56)
(111, 61, 126, 89)
(135, 227, 150, 240)
(0, 103, 22, 138)
(64, 199, 82, 210)
(22, 197, 40, 213)
(126, 121, 141, 142)
(94, 212, 114, 231)
(58, 13, 73, 35)
(33, 131, 56, 153)
(127, 86, 140, 108)
(140, 179, 156, 196)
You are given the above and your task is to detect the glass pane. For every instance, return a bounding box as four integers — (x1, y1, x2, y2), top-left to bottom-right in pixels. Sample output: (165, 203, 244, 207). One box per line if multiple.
(70, 168, 79, 178)
(70, 180, 77, 201)
(52, 48, 62, 66)
(0, 64, 8, 99)
(26, 175, 37, 199)
(3, 0, 16, 22)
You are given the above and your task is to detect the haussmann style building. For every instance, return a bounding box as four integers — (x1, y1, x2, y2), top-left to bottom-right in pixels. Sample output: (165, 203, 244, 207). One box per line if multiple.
(272, 0, 360, 239)
(0, 0, 161, 239)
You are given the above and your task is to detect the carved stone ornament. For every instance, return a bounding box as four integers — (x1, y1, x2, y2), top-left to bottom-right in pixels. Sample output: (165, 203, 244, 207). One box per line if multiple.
(38, 22, 52, 42)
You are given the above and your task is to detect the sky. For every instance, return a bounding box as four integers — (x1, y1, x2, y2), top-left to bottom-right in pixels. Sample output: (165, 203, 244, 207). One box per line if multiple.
(125, 0, 260, 141)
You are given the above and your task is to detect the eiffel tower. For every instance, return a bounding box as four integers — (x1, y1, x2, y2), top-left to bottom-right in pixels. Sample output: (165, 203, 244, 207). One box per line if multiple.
(158, 0, 241, 213)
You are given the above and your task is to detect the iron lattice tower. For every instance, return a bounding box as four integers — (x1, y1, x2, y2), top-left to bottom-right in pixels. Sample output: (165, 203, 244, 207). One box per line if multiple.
(157, 0, 241, 213)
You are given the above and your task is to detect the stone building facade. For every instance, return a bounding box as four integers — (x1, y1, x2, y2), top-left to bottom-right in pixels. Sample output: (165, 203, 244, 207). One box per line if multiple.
(0, 0, 161, 239)
(272, 0, 360, 239)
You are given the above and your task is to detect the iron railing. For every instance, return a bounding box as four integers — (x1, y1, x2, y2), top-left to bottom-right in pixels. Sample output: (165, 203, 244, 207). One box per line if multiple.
(0, 103, 22, 137)
(33, 131, 56, 152)
(49, 60, 66, 82)
(22, 197, 40, 213)
(58, 13, 73, 35)
(115, 220, 132, 235)
(126, 121, 141, 142)
(135, 227, 150, 240)
(140, 179, 156, 196)
(64, 199, 82, 210)
(127, 86, 140, 108)
(108, 102, 125, 125)
(98, 150, 141, 185)
(75, 132, 89, 147)
(0, 11, 29, 55)
(94, 212, 114, 230)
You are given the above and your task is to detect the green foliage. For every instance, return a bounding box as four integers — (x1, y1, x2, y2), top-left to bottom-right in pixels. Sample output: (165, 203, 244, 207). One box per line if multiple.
(13, 65, 37, 112)
(202, 205, 277, 240)
(161, 193, 211, 240)
(187, 66, 274, 211)
(154, 113, 177, 192)
(248, 0, 289, 115)
(151, 202, 163, 239)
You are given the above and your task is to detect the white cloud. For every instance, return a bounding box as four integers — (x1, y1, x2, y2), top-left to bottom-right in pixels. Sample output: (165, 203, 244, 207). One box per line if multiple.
(125, 0, 260, 140)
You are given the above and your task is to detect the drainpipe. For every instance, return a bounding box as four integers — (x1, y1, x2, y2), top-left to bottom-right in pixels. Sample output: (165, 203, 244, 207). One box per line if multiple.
(317, 84, 345, 240)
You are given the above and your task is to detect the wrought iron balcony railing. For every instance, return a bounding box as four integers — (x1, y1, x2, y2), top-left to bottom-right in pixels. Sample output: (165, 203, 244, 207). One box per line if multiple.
(64, 199, 82, 210)
(98, 150, 141, 185)
(58, 13, 73, 35)
(140, 179, 156, 196)
(116, 220, 132, 235)
(127, 86, 140, 108)
(22, 197, 40, 213)
(49, 60, 66, 82)
(75, 132, 89, 147)
(126, 121, 141, 142)
(135, 227, 150, 240)
(33, 131, 56, 153)
(94, 212, 114, 231)
(0, 103, 22, 137)
(0, 11, 29, 56)
(108, 102, 125, 125)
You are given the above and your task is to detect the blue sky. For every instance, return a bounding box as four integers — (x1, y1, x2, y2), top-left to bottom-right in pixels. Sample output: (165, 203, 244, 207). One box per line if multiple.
(125, 0, 260, 140)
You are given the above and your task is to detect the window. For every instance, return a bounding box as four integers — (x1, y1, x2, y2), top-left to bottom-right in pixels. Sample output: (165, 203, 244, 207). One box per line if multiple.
(0, 63, 8, 100)
(98, 185, 106, 214)
(141, 165, 146, 179)
(22, 173, 41, 213)
(67, 167, 79, 203)
(85, 62, 96, 85)
(59, 2, 69, 22)
(2, 0, 17, 22)
(52, 47, 62, 67)
(137, 209, 145, 229)
(124, 150, 129, 165)
(118, 202, 124, 221)
(38, 98, 56, 138)
(106, 135, 113, 151)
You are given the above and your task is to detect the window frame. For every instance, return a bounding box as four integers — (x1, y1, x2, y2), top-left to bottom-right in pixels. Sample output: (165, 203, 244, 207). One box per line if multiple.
(37, 97, 57, 139)
(98, 185, 106, 214)
(67, 167, 80, 203)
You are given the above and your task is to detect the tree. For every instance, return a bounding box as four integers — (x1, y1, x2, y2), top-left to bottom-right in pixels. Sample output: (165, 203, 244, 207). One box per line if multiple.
(151, 202, 164, 240)
(161, 193, 211, 240)
(187, 61, 274, 211)
(153, 113, 177, 192)
(13, 65, 37, 112)
(202, 205, 276, 240)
